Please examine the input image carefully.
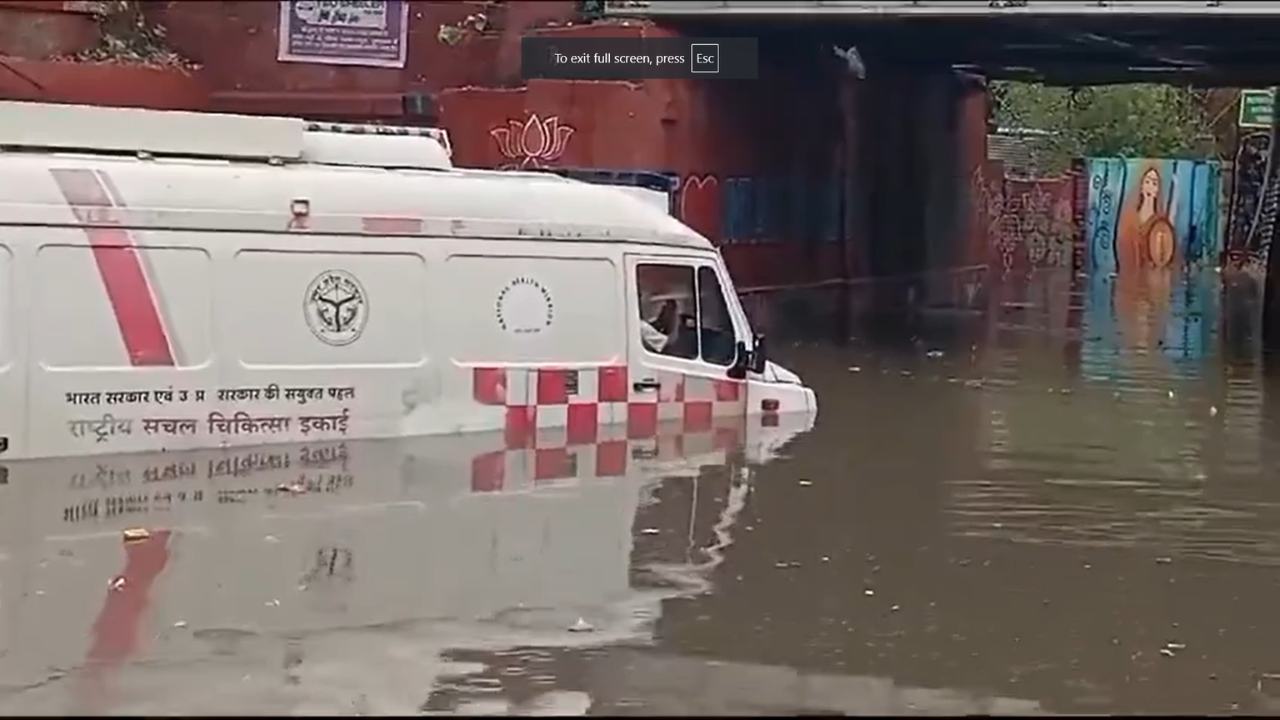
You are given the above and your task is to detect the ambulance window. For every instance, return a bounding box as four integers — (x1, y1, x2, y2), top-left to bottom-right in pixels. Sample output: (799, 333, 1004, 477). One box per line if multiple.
(635, 263, 737, 366)
(636, 263, 697, 360)
(696, 266, 737, 367)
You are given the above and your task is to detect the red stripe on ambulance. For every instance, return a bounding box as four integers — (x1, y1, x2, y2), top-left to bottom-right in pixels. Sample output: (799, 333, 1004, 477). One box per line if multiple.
(50, 168, 176, 367)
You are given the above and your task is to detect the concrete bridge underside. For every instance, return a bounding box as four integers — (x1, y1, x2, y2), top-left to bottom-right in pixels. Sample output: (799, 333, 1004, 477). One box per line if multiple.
(614, 1, 1280, 332)
(616, 1, 1280, 86)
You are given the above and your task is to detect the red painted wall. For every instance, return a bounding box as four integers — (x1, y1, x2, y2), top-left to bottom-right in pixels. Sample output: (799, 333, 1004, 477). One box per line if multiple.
(0, 56, 207, 109)
(151, 0, 583, 118)
(960, 85, 991, 268)
(0, 1, 998, 300)
(440, 21, 853, 291)
(0, 1, 96, 60)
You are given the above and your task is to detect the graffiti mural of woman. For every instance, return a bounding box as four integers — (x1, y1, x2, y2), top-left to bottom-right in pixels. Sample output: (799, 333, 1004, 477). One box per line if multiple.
(1114, 161, 1180, 354)
(1117, 161, 1179, 273)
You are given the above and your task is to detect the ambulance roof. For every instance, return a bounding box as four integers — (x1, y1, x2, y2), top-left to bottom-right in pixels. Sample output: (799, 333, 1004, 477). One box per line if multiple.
(0, 101, 711, 251)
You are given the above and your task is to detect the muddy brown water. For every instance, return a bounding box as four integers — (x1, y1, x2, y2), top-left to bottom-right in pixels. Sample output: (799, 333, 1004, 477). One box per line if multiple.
(3, 269, 1280, 715)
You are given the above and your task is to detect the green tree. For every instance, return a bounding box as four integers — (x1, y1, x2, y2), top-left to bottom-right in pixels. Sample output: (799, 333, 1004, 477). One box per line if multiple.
(990, 82, 1216, 174)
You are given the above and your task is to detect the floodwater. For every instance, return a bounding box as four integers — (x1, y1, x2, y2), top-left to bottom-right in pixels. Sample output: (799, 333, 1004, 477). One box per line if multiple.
(4, 268, 1280, 715)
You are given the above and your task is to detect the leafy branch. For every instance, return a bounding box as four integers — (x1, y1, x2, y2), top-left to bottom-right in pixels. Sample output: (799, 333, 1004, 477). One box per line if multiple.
(437, 2, 499, 46)
(64, 1, 195, 69)
(991, 82, 1216, 175)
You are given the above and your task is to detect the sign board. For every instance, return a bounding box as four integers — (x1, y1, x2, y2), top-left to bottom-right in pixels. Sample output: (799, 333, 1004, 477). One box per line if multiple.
(1239, 89, 1275, 129)
(277, 1, 409, 69)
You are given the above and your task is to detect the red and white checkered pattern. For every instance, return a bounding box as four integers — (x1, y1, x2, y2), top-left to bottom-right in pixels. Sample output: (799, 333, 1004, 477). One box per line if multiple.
(471, 364, 747, 445)
(469, 416, 748, 492)
(469, 364, 751, 492)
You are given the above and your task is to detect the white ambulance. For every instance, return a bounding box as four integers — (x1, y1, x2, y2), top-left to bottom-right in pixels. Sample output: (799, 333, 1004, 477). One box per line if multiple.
(0, 101, 817, 463)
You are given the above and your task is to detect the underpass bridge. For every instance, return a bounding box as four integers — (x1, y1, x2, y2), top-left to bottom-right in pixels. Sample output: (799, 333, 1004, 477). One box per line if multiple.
(606, 0, 1280, 341)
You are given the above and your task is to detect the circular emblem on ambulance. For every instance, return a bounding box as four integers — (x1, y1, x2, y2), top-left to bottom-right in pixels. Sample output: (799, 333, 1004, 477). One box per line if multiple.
(495, 276, 554, 335)
(305, 269, 368, 346)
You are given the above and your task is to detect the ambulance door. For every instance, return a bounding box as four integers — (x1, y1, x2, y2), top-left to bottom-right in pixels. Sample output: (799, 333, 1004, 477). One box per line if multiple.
(624, 254, 749, 432)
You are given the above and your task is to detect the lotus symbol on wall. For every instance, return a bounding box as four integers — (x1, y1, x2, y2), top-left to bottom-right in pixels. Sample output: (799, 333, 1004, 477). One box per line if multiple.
(491, 114, 574, 170)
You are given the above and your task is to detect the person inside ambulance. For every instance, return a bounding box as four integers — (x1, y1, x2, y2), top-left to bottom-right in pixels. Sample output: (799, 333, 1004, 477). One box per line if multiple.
(639, 262, 751, 364)
(639, 294, 677, 353)
(638, 283, 698, 359)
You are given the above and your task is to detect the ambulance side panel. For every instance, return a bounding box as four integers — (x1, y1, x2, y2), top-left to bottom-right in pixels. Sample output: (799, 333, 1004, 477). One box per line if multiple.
(25, 227, 218, 460)
(428, 240, 631, 447)
(220, 237, 431, 442)
(21, 224, 641, 458)
(21, 227, 431, 458)
(0, 234, 21, 462)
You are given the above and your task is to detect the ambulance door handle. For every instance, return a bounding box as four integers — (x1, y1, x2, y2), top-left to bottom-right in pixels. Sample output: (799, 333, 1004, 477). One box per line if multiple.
(633, 378, 661, 393)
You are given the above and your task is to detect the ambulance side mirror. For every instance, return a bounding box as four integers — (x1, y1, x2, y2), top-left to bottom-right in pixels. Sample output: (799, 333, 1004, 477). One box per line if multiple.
(748, 334, 767, 374)
(728, 342, 749, 380)
(728, 334, 767, 380)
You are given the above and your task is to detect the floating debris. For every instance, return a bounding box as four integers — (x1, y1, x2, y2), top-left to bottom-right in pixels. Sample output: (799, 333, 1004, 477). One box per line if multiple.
(926, 350, 944, 358)
(864, 589, 875, 596)
(798, 479, 813, 487)
(848, 366, 862, 373)
(568, 617, 595, 633)
(109, 576, 126, 591)
(640, 528, 660, 535)
(173, 621, 188, 629)
(122, 528, 151, 543)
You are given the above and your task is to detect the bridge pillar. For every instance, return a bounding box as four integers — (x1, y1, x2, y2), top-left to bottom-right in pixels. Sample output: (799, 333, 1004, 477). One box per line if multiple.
(853, 66, 971, 314)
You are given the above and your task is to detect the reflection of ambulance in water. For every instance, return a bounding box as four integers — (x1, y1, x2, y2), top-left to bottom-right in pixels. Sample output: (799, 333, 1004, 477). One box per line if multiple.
(0, 101, 816, 462)
(0, 407, 812, 714)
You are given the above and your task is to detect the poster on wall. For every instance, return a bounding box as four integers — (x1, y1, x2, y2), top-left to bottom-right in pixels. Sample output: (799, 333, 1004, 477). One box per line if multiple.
(277, 1, 409, 69)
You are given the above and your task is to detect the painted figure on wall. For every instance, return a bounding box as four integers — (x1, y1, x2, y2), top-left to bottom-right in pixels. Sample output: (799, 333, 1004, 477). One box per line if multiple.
(1084, 157, 1222, 363)
(1116, 161, 1178, 272)
(1086, 157, 1221, 276)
